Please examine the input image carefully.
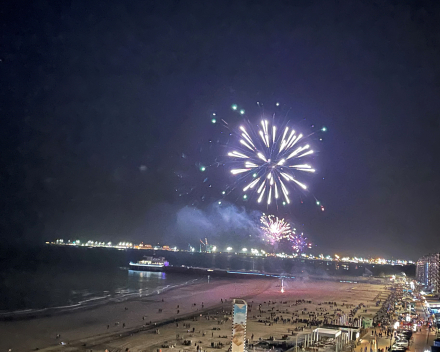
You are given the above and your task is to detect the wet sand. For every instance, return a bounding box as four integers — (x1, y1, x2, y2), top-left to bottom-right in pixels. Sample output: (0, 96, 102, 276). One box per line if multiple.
(0, 278, 273, 352)
(1, 278, 389, 352)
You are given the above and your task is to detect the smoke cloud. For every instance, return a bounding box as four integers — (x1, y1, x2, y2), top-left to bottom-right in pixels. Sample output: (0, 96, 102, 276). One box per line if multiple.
(135, 202, 263, 248)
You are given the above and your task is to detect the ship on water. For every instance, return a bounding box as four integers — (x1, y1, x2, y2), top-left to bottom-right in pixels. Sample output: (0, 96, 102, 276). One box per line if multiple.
(128, 256, 297, 279)
(129, 256, 169, 271)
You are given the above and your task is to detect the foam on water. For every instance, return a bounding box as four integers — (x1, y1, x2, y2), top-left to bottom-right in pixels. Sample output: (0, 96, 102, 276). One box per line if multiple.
(0, 270, 202, 320)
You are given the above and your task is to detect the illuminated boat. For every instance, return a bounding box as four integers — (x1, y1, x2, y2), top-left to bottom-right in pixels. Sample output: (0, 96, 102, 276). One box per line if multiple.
(129, 256, 169, 271)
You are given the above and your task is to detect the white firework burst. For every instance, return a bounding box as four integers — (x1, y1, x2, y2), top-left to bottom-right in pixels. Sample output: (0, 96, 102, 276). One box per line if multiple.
(260, 214, 292, 245)
(229, 119, 315, 205)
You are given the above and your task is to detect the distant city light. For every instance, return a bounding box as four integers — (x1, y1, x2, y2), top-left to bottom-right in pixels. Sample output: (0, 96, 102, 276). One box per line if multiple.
(49, 239, 411, 265)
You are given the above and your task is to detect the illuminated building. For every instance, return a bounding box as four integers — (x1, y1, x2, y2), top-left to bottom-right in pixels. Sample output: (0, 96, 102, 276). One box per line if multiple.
(416, 253, 440, 293)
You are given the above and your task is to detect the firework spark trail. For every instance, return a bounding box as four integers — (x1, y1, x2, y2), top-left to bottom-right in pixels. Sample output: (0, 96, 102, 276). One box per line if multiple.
(260, 215, 312, 253)
(229, 119, 315, 206)
(260, 214, 292, 245)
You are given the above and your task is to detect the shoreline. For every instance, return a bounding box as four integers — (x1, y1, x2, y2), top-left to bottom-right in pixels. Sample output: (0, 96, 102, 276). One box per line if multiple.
(0, 277, 204, 322)
(0, 278, 275, 352)
(0, 273, 386, 322)
(37, 278, 389, 352)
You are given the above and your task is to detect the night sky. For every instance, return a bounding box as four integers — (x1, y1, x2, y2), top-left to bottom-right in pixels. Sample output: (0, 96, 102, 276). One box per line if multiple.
(2, 0, 440, 260)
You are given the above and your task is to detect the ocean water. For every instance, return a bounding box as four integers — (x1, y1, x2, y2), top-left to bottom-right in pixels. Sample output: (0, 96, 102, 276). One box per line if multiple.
(0, 245, 414, 317)
(0, 265, 202, 317)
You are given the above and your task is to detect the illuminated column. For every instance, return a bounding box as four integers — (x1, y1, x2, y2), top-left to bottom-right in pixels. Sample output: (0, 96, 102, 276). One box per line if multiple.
(231, 299, 248, 352)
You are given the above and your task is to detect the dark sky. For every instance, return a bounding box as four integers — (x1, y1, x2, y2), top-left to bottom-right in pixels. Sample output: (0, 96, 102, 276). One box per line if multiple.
(2, 0, 440, 260)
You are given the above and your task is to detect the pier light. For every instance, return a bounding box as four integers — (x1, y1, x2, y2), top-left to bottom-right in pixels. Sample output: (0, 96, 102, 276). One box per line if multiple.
(242, 248, 248, 252)
(226, 247, 233, 252)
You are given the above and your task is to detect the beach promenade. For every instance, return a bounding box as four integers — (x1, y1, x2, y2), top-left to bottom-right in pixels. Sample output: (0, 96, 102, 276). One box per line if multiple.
(358, 299, 435, 352)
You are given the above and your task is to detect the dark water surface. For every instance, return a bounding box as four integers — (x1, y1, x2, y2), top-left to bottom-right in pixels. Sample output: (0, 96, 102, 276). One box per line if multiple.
(0, 265, 199, 313)
(0, 246, 202, 314)
(0, 245, 414, 313)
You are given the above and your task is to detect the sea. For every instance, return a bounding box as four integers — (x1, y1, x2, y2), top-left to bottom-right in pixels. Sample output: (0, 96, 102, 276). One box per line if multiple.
(0, 245, 414, 318)
(0, 246, 205, 318)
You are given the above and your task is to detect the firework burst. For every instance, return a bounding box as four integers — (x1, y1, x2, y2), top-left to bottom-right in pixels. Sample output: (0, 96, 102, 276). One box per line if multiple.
(291, 232, 312, 253)
(229, 116, 315, 206)
(260, 214, 292, 245)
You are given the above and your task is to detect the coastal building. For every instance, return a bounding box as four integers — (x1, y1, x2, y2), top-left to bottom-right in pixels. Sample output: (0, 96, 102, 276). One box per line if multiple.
(416, 253, 440, 293)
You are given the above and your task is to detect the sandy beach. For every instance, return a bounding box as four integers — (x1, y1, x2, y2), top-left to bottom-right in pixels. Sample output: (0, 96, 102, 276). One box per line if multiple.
(0, 277, 390, 352)
(0, 278, 273, 352)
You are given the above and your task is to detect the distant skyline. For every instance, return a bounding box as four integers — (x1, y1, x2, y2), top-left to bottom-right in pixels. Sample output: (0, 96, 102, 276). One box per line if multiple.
(2, 0, 440, 260)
